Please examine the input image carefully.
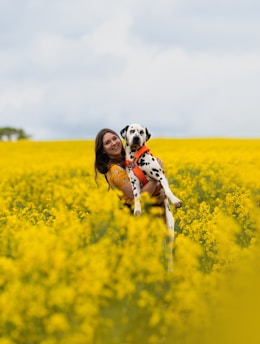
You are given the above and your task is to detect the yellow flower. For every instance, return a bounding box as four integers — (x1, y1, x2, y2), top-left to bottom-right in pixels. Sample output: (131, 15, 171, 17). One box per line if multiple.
(0, 138, 259, 343)
(45, 313, 69, 334)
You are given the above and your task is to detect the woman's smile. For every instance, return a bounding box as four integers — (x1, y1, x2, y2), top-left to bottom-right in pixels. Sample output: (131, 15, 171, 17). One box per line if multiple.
(103, 132, 122, 158)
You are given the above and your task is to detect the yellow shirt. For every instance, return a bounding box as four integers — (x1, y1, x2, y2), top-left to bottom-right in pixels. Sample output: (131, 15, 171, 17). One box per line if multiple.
(106, 164, 132, 205)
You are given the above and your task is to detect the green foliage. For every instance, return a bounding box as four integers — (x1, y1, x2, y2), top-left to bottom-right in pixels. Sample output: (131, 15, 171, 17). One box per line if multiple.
(0, 127, 31, 141)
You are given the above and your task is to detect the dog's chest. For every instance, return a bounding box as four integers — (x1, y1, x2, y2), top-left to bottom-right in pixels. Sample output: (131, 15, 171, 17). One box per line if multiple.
(138, 153, 153, 167)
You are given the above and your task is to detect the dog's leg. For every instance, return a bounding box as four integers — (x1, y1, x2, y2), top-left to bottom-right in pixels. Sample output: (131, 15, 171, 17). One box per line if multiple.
(128, 169, 142, 215)
(164, 199, 175, 272)
(160, 178, 182, 208)
(164, 199, 175, 230)
(134, 198, 141, 215)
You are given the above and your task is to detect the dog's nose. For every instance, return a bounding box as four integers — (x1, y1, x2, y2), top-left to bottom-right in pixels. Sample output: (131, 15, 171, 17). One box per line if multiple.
(133, 136, 140, 144)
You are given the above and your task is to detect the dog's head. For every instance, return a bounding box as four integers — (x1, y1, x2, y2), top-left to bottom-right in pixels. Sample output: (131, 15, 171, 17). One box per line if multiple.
(120, 123, 151, 148)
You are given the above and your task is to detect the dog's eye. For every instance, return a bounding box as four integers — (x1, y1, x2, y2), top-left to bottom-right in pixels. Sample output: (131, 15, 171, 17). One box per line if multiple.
(130, 130, 135, 134)
(140, 130, 144, 135)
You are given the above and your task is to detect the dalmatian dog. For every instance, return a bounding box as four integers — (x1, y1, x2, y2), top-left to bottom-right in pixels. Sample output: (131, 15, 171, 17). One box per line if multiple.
(120, 123, 182, 233)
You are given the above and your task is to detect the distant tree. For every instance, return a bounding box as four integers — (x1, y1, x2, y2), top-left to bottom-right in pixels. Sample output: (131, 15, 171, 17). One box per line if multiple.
(16, 128, 31, 140)
(0, 127, 31, 141)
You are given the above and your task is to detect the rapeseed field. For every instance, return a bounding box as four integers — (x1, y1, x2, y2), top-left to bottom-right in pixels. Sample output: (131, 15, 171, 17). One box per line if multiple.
(0, 138, 259, 344)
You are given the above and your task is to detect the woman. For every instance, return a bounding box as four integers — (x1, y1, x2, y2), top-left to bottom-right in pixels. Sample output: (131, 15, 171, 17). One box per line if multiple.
(94, 128, 165, 208)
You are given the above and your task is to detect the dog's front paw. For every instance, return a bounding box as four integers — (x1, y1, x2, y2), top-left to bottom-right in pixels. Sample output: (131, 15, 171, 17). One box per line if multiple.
(133, 198, 142, 215)
(168, 193, 182, 208)
(173, 198, 182, 208)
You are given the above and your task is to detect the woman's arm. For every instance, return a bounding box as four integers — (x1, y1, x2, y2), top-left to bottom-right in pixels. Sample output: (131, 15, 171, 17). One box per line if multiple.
(121, 180, 161, 200)
(108, 163, 165, 203)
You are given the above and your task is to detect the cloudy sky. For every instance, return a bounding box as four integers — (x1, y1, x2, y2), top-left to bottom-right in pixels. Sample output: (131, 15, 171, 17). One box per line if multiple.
(0, 0, 259, 140)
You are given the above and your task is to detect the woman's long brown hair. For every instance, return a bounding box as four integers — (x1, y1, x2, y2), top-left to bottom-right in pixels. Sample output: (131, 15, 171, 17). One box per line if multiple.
(94, 128, 126, 184)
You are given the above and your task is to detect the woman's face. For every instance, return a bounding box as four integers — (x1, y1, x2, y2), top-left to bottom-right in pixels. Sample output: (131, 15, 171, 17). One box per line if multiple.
(103, 132, 122, 158)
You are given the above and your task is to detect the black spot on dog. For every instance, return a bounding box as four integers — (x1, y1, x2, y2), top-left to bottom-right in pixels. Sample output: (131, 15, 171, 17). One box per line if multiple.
(131, 181, 136, 188)
(139, 158, 146, 166)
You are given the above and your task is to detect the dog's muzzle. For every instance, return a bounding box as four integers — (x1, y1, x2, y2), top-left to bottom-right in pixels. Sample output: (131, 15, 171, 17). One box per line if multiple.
(132, 135, 141, 145)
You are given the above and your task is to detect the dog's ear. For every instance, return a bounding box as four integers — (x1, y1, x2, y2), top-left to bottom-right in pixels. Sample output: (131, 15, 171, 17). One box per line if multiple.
(120, 125, 129, 140)
(145, 127, 151, 141)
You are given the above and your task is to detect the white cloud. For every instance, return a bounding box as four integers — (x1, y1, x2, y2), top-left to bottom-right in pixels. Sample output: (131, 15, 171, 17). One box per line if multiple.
(131, 0, 260, 52)
(0, 87, 44, 112)
(0, 0, 259, 140)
